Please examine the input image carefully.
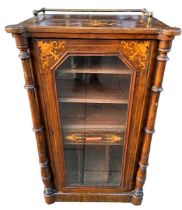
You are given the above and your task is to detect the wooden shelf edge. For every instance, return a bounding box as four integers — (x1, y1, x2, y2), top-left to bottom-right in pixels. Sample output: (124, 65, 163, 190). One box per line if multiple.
(64, 142, 123, 146)
(59, 98, 129, 104)
(59, 67, 132, 75)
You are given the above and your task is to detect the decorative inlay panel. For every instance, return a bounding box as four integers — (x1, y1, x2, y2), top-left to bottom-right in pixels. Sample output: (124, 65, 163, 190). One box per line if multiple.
(120, 41, 150, 71)
(37, 40, 150, 73)
(65, 134, 82, 142)
(65, 133, 123, 143)
(37, 40, 66, 72)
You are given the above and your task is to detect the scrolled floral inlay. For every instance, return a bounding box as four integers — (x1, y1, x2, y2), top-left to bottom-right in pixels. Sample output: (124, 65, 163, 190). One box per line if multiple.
(37, 40, 66, 71)
(65, 134, 82, 142)
(65, 133, 122, 143)
(120, 41, 150, 71)
(83, 20, 115, 27)
(105, 134, 122, 143)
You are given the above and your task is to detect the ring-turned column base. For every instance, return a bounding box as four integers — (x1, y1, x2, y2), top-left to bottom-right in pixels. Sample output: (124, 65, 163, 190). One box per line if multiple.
(44, 188, 56, 204)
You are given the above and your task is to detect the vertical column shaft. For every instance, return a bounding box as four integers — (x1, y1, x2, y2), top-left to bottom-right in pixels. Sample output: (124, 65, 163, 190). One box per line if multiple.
(132, 38, 173, 205)
(14, 34, 55, 204)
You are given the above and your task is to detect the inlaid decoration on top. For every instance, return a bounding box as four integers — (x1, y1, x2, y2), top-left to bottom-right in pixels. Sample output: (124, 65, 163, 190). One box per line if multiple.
(82, 20, 115, 27)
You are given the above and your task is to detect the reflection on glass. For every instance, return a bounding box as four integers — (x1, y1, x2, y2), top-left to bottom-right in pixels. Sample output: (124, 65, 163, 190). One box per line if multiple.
(55, 56, 131, 186)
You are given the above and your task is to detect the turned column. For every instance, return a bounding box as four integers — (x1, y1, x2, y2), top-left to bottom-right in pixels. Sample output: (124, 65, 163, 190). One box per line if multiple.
(132, 35, 173, 205)
(13, 34, 55, 204)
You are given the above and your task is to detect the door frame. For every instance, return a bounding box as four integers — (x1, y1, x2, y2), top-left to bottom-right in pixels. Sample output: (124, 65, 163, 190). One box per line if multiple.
(32, 38, 155, 193)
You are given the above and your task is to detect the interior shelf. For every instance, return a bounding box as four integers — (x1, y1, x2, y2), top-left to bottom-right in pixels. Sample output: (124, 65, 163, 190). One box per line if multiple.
(59, 65, 131, 75)
(61, 103, 127, 132)
(57, 74, 130, 104)
(56, 56, 132, 75)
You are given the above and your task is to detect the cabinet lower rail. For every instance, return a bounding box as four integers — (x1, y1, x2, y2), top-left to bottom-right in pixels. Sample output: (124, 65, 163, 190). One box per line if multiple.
(44, 190, 143, 205)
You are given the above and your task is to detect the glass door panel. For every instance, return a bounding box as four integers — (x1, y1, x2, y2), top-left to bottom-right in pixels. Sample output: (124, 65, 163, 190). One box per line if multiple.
(55, 56, 131, 186)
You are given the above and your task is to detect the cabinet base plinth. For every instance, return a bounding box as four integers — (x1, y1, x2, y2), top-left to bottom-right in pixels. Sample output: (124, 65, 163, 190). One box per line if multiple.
(44, 191, 143, 205)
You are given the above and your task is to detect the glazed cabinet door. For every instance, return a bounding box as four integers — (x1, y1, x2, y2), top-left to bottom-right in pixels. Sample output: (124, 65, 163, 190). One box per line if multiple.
(33, 39, 157, 192)
(56, 55, 130, 187)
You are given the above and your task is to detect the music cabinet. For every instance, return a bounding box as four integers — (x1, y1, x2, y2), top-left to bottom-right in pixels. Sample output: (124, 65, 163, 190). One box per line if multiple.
(5, 8, 181, 205)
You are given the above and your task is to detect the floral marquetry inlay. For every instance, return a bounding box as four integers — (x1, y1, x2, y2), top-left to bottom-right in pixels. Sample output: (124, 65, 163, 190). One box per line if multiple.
(37, 40, 66, 72)
(65, 134, 122, 143)
(65, 134, 82, 142)
(83, 20, 115, 27)
(120, 41, 150, 71)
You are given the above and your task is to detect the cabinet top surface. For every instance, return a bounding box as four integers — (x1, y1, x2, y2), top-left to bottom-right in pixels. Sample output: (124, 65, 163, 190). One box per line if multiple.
(6, 10, 181, 36)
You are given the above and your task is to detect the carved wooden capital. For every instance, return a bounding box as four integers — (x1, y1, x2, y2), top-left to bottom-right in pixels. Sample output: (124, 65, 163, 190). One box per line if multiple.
(13, 34, 29, 50)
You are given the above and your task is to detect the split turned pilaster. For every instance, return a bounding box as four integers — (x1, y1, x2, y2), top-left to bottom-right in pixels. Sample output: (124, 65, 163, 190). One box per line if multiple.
(131, 36, 173, 205)
(14, 34, 55, 204)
